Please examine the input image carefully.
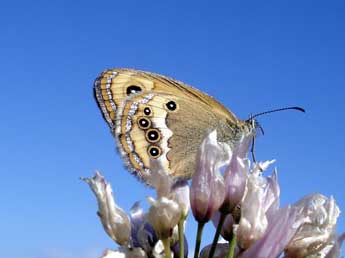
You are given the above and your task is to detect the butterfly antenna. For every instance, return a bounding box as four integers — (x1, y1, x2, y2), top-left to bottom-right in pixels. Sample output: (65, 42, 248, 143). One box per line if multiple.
(251, 106, 305, 119)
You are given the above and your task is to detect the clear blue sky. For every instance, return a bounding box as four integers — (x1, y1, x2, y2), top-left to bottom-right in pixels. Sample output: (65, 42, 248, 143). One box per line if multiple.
(1, 1, 344, 257)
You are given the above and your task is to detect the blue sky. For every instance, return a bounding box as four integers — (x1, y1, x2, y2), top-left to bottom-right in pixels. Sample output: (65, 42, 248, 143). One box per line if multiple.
(1, 1, 344, 257)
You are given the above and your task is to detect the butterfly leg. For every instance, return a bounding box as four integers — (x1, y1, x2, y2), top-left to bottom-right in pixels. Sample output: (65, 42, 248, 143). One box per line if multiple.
(250, 136, 257, 163)
(250, 137, 263, 171)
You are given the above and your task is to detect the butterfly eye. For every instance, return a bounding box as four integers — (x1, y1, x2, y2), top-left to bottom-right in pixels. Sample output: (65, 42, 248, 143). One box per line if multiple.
(126, 85, 142, 96)
(146, 129, 160, 142)
(148, 146, 161, 158)
(137, 117, 151, 129)
(144, 107, 152, 116)
(166, 100, 177, 111)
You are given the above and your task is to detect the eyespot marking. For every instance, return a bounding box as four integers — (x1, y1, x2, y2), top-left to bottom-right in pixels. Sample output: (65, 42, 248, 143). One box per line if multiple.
(146, 129, 160, 143)
(137, 117, 151, 129)
(148, 146, 161, 158)
(126, 85, 142, 96)
(166, 100, 177, 111)
(144, 107, 152, 116)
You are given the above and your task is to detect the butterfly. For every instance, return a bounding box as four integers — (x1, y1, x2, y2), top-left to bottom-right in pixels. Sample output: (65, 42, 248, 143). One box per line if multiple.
(93, 68, 258, 184)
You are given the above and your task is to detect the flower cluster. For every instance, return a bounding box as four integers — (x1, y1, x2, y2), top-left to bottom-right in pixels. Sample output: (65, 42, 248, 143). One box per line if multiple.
(83, 131, 344, 258)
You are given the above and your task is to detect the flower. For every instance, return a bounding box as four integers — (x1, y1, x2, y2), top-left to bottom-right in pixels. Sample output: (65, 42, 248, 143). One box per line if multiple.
(101, 247, 147, 258)
(235, 160, 277, 249)
(284, 194, 341, 258)
(146, 196, 181, 240)
(129, 202, 158, 253)
(147, 159, 174, 198)
(190, 130, 229, 223)
(84, 131, 344, 258)
(222, 134, 252, 213)
(82, 172, 131, 245)
(325, 233, 345, 258)
(170, 180, 190, 219)
(241, 206, 301, 258)
(222, 156, 249, 214)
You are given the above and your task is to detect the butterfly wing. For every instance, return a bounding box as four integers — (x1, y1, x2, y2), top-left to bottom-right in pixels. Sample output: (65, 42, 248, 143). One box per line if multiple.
(94, 68, 242, 182)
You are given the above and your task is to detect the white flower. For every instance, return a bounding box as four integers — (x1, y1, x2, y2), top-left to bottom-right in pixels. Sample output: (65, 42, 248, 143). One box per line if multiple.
(235, 160, 277, 249)
(101, 247, 147, 258)
(82, 172, 131, 245)
(284, 194, 341, 258)
(147, 196, 181, 240)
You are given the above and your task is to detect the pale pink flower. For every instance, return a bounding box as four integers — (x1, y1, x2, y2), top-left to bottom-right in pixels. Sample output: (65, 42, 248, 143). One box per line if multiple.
(190, 130, 229, 223)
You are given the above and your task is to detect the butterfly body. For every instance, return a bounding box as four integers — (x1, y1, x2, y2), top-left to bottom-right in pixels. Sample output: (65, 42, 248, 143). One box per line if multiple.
(94, 68, 256, 183)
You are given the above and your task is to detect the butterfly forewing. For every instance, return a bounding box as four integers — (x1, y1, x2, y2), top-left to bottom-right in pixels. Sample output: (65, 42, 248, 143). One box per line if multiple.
(94, 68, 246, 184)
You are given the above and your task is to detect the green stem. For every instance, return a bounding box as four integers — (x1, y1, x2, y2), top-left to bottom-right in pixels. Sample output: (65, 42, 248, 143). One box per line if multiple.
(226, 233, 237, 258)
(162, 237, 172, 258)
(208, 212, 227, 258)
(193, 222, 205, 258)
(178, 219, 185, 258)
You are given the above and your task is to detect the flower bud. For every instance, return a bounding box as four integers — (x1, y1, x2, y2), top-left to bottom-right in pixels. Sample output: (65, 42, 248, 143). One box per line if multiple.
(147, 196, 181, 240)
(190, 130, 228, 223)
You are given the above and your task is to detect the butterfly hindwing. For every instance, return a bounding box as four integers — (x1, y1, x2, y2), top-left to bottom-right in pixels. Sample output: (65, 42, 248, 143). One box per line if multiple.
(116, 91, 233, 181)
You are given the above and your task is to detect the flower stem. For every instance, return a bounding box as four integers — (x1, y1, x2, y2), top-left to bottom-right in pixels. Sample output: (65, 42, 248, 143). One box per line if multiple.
(178, 219, 185, 258)
(226, 233, 237, 258)
(162, 238, 172, 258)
(194, 222, 205, 258)
(208, 212, 226, 258)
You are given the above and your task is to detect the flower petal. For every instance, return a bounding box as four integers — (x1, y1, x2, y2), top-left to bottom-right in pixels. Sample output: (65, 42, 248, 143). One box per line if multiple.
(82, 172, 131, 245)
(147, 196, 181, 240)
(190, 130, 227, 223)
(242, 206, 300, 258)
(130, 202, 157, 252)
(284, 194, 341, 257)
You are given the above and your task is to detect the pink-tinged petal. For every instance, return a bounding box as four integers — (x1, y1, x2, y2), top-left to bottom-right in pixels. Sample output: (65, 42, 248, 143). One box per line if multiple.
(242, 206, 300, 258)
(171, 180, 190, 218)
(212, 211, 234, 241)
(263, 169, 280, 219)
(325, 233, 345, 258)
(190, 130, 228, 223)
(82, 172, 131, 245)
(222, 133, 252, 213)
(235, 161, 276, 249)
(284, 194, 341, 258)
(147, 196, 181, 240)
(222, 156, 249, 213)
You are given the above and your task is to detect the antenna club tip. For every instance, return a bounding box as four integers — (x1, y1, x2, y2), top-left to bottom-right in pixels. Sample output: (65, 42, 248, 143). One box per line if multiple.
(294, 107, 306, 113)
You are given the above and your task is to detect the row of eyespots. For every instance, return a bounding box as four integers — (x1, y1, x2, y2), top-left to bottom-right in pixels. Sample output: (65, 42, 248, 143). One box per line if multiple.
(136, 106, 160, 158)
(137, 101, 178, 158)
